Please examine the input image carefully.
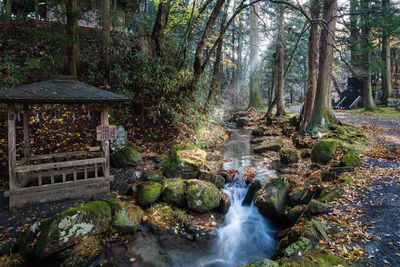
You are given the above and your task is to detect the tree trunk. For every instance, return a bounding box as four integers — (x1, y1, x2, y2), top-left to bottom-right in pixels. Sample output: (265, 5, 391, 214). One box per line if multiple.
(381, 0, 392, 101)
(350, 0, 360, 72)
(275, 6, 286, 116)
(189, 0, 225, 92)
(248, 0, 264, 110)
(306, 0, 337, 131)
(299, 0, 320, 131)
(5, 0, 12, 20)
(152, 0, 170, 57)
(206, 0, 230, 109)
(66, 0, 80, 77)
(101, 0, 111, 74)
(360, 0, 376, 110)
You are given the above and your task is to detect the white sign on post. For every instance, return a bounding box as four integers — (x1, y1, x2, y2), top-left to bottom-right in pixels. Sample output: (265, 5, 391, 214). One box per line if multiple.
(96, 125, 117, 141)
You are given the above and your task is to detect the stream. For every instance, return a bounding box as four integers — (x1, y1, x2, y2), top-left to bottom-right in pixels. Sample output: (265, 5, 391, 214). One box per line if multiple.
(99, 129, 278, 267)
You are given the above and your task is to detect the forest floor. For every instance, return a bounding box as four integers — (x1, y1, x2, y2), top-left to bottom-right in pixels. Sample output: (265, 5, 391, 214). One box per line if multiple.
(335, 110, 400, 266)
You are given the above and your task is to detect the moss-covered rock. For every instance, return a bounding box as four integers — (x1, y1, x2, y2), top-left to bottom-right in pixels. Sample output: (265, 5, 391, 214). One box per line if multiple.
(218, 191, 231, 214)
(311, 139, 340, 165)
(161, 147, 207, 178)
(318, 186, 344, 202)
(285, 205, 306, 223)
(142, 170, 164, 182)
(137, 181, 162, 206)
(19, 200, 111, 258)
(111, 199, 144, 233)
(283, 237, 316, 257)
(254, 177, 290, 220)
(280, 149, 299, 164)
(199, 169, 225, 189)
(279, 250, 350, 267)
(110, 146, 142, 167)
(254, 141, 283, 154)
(240, 259, 279, 267)
(251, 127, 266, 137)
(339, 150, 362, 167)
(186, 179, 221, 213)
(236, 117, 249, 127)
(308, 199, 331, 215)
(302, 220, 329, 243)
(60, 236, 102, 267)
(162, 178, 186, 207)
(146, 203, 188, 234)
(300, 149, 311, 158)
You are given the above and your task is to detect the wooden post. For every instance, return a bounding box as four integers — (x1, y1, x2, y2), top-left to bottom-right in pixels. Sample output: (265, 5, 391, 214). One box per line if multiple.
(23, 104, 30, 159)
(8, 104, 17, 190)
(101, 103, 110, 177)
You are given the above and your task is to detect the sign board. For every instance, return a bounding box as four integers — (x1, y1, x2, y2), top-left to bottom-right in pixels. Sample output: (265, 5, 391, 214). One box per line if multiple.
(96, 125, 117, 141)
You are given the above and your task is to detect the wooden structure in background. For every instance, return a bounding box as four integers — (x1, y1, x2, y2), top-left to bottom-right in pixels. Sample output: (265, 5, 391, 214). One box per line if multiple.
(0, 76, 129, 210)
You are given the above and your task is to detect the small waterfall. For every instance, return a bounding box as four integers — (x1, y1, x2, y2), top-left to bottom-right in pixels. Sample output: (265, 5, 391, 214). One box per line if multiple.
(201, 175, 277, 267)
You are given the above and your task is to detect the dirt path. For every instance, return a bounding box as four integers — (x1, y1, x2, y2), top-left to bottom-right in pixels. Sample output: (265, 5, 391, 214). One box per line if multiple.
(336, 111, 400, 266)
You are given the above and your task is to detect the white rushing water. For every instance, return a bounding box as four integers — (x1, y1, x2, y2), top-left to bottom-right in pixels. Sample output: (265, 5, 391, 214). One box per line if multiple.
(199, 129, 278, 267)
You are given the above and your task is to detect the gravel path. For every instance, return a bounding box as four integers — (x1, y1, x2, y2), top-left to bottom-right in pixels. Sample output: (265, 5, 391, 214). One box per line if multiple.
(336, 111, 400, 266)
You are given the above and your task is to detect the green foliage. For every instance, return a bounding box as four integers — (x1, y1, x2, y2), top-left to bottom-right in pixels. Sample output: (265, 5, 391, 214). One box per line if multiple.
(0, 56, 21, 89)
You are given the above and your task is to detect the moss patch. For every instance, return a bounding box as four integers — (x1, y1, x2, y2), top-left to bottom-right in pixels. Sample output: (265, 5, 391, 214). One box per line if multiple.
(137, 181, 162, 206)
(162, 178, 187, 207)
(110, 146, 142, 167)
(186, 179, 221, 213)
(311, 139, 340, 165)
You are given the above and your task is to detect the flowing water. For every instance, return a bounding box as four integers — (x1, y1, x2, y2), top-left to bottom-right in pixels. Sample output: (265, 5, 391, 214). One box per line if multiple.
(99, 129, 278, 267)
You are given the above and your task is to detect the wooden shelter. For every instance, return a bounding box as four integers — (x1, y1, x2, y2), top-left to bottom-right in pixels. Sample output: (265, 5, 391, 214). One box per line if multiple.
(0, 76, 129, 210)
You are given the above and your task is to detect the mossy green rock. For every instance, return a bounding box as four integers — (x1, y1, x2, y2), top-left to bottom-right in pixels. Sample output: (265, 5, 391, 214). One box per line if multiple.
(339, 150, 362, 167)
(240, 259, 279, 267)
(311, 139, 339, 165)
(147, 203, 188, 234)
(186, 179, 221, 213)
(111, 146, 142, 167)
(254, 177, 290, 220)
(111, 199, 144, 233)
(308, 199, 332, 215)
(318, 186, 344, 202)
(19, 200, 111, 258)
(280, 149, 299, 164)
(161, 148, 207, 178)
(199, 169, 225, 189)
(60, 236, 102, 267)
(236, 117, 249, 127)
(283, 237, 315, 257)
(279, 250, 350, 267)
(285, 205, 306, 223)
(162, 178, 186, 207)
(137, 181, 162, 206)
(302, 220, 329, 243)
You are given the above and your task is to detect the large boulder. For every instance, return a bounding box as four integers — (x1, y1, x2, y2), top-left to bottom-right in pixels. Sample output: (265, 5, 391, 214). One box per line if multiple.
(308, 199, 332, 215)
(199, 169, 225, 189)
(19, 200, 111, 258)
(161, 147, 207, 178)
(186, 179, 221, 213)
(111, 146, 142, 167)
(280, 149, 299, 164)
(283, 237, 315, 257)
(110, 198, 144, 233)
(311, 139, 340, 165)
(137, 181, 162, 206)
(162, 178, 187, 207)
(254, 177, 290, 220)
(278, 250, 350, 267)
(60, 236, 102, 267)
(240, 259, 279, 267)
(339, 150, 362, 167)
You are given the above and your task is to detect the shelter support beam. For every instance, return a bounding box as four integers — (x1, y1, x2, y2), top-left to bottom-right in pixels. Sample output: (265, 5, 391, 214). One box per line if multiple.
(8, 104, 17, 190)
(101, 103, 110, 177)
